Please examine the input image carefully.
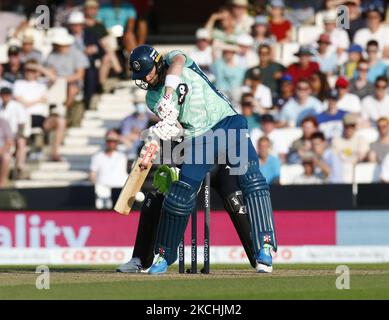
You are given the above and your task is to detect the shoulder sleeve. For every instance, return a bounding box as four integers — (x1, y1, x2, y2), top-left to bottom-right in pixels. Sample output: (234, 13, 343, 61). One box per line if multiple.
(165, 50, 193, 67)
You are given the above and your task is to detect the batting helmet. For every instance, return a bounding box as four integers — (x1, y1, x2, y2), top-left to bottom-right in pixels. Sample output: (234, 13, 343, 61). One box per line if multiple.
(129, 45, 163, 80)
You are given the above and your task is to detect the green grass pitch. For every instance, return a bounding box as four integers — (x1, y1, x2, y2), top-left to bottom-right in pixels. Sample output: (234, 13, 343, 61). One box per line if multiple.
(1, 264, 389, 300)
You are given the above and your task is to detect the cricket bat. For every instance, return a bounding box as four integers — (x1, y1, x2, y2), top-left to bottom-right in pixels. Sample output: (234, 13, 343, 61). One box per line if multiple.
(114, 139, 159, 215)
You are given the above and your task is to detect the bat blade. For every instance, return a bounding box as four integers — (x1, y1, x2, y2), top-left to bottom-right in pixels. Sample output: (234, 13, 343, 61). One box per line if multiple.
(114, 141, 159, 215)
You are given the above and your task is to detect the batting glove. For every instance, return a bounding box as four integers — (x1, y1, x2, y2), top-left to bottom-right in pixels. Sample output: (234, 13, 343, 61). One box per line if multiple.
(150, 120, 182, 141)
(156, 94, 179, 125)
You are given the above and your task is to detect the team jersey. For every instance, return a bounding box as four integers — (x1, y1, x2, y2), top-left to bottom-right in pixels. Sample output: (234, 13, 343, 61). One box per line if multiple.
(146, 50, 236, 138)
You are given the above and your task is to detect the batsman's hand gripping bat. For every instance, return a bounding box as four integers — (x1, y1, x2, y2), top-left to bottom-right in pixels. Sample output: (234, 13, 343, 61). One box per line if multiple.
(114, 138, 159, 215)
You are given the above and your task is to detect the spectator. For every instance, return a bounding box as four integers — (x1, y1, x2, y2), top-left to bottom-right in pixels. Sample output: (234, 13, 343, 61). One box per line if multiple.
(67, 11, 105, 109)
(19, 32, 43, 65)
(120, 103, 150, 160)
(13, 60, 66, 162)
(257, 136, 281, 185)
(240, 93, 261, 133)
(339, 44, 363, 79)
(316, 89, 347, 140)
(235, 34, 258, 69)
(251, 15, 276, 53)
(245, 44, 285, 96)
(45, 28, 90, 127)
(368, 117, 389, 164)
(322, 9, 350, 64)
(89, 129, 128, 188)
(349, 59, 375, 99)
(0, 87, 27, 179)
(292, 152, 324, 185)
(313, 33, 338, 76)
(334, 76, 362, 114)
(54, 0, 82, 27)
(212, 44, 244, 104)
(274, 74, 294, 111)
(84, 0, 123, 83)
(309, 71, 330, 102)
(332, 113, 369, 166)
(288, 116, 319, 164)
(279, 79, 323, 127)
(286, 46, 320, 85)
(189, 29, 213, 79)
(268, 0, 292, 43)
(344, 0, 367, 42)
(310, 131, 343, 183)
(0, 64, 12, 93)
(365, 40, 388, 83)
(0, 118, 13, 187)
(97, 0, 138, 53)
(2, 46, 24, 84)
(353, 4, 389, 58)
(242, 67, 272, 113)
(380, 152, 389, 182)
(205, 7, 237, 44)
(230, 0, 254, 35)
(361, 76, 389, 125)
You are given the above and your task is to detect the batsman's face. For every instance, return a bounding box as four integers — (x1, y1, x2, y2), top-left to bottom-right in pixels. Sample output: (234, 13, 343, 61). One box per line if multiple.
(145, 65, 158, 86)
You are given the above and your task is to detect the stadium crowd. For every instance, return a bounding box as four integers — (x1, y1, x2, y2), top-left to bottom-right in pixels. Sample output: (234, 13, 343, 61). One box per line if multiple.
(1, 0, 389, 188)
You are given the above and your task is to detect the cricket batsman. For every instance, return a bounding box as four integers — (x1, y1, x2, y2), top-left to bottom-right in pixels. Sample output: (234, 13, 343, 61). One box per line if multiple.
(128, 45, 277, 273)
(117, 164, 257, 273)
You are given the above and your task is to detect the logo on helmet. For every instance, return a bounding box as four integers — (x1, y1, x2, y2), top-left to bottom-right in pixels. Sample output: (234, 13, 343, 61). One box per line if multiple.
(132, 61, 141, 72)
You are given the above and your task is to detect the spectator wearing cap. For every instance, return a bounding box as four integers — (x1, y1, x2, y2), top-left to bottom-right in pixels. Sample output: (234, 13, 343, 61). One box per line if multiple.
(257, 114, 289, 162)
(365, 40, 388, 84)
(292, 152, 324, 185)
(245, 44, 285, 96)
(257, 136, 281, 185)
(313, 33, 338, 76)
(205, 7, 237, 45)
(344, 0, 367, 42)
(276, 74, 294, 109)
(332, 113, 369, 168)
(279, 79, 323, 127)
(90, 129, 128, 188)
(316, 89, 347, 141)
(368, 117, 389, 164)
(310, 131, 343, 183)
(361, 76, 389, 125)
(268, 0, 292, 43)
(309, 71, 331, 102)
(286, 46, 320, 85)
(251, 15, 276, 53)
(339, 44, 363, 79)
(2, 46, 24, 84)
(212, 43, 245, 104)
(68, 11, 105, 109)
(0, 87, 28, 179)
(349, 59, 375, 99)
(235, 34, 258, 69)
(334, 76, 362, 114)
(354, 4, 389, 58)
(240, 92, 261, 133)
(189, 29, 213, 79)
(242, 67, 272, 112)
(84, 0, 123, 84)
(0, 117, 13, 187)
(13, 59, 66, 162)
(230, 0, 254, 35)
(322, 10, 350, 63)
(45, 27, 90, 127)
(288, 116, 319, 164)
(20, 33, 43, 65)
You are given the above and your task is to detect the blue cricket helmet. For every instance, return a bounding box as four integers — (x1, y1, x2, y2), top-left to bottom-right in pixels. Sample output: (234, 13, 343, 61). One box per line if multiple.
(129, 45, 163, 80)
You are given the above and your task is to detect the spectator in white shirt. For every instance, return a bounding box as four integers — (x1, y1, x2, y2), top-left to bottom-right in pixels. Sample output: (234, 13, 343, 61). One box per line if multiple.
(189, 29, 214, 80)
(362, 76, 389, 125)
(90, 129, 128, 188)
(334, 76, 362, 114)
(0, 87, 28, 179)
(230, 0, 254, 35)
(13, 60, 66, 162)
(353, 5, 389, 58)
(242, 67, 272, 113)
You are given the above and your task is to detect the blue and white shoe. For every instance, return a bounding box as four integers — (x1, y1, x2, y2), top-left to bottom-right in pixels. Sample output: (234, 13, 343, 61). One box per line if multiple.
(148, 255, 168, 274)
(255, 245, 273, 273)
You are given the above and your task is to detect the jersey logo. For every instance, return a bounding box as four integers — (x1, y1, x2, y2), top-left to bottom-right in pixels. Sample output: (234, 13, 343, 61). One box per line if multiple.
(177, 83, 188, 105)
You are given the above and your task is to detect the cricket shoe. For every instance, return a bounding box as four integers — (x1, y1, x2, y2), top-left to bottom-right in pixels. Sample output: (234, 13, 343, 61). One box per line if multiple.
(255, 245, 273, 273)
(116, 257, 143, 273)
(148, 255, 168, 274)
